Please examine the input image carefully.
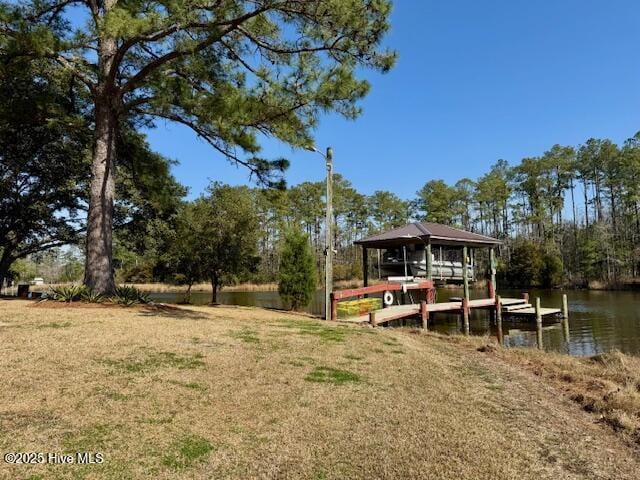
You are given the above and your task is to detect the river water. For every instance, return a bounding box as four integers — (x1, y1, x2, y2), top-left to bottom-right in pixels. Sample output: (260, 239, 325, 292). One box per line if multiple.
(150, 288, 640, 357)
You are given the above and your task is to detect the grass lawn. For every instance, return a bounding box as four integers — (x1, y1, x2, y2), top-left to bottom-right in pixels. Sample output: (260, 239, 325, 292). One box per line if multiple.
(1, 299, 639, 479)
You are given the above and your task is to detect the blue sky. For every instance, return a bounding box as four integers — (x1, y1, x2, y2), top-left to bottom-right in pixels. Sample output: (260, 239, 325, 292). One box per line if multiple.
(143, 1, 640, 200)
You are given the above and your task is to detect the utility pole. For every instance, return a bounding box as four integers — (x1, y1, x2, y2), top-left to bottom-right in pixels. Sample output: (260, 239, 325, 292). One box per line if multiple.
(325, 147, 333, 321)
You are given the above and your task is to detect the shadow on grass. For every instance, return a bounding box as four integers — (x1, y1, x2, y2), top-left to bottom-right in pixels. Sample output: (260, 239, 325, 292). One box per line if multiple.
(137, 304, 209, 320)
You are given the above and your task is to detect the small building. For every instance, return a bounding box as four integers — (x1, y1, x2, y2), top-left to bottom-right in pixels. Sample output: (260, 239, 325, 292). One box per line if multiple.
(30, 277, 45, 286)
(354, 222, 501, 287)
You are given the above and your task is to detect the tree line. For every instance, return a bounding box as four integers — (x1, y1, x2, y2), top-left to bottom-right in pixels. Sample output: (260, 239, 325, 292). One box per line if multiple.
(414, 137, 640, 287)
(10, 131, 640, 294)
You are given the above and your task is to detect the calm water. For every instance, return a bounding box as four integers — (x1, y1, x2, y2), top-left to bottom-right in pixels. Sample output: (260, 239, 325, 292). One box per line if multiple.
(150, 288, 640, 357)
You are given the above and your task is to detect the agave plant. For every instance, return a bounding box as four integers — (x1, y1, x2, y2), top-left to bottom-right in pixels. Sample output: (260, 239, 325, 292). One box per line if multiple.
(113, 285, 150, 306)
(49, 284, 86, 303)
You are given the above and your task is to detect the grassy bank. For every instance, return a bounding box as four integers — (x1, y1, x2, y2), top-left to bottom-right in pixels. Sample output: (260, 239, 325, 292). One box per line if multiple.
(1, 300, 639, 479)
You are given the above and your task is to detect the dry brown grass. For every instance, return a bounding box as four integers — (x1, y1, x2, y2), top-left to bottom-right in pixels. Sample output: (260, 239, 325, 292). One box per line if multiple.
(1, 300, 639, 479)
(487, 346, 640, 441)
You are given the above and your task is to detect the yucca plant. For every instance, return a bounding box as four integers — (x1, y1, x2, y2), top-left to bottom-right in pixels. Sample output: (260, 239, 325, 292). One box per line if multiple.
(49, 284, 86, 303)
(80, 288, 104, 303)
(113, 286, 150, 306)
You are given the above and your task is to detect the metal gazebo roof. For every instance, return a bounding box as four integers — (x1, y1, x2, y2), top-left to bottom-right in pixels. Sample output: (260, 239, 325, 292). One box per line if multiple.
(354, 222, 501, 249)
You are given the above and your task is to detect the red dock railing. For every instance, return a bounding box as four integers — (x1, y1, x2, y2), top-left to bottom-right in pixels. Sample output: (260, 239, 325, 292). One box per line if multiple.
(329, 281, 435, 322)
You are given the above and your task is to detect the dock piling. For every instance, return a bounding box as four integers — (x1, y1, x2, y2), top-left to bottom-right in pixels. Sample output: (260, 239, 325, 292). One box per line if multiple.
(561, 294, 570, 341)
(462, 297, 470, 335)
(495, 295, 503, 346)
(420, 300, 428, 330)
(562, 294, 569, 319)
(535, 297, 543, 349)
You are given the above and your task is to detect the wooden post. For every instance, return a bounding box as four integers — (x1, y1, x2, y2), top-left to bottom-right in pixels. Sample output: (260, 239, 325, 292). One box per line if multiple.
(362, 247, 369, 288)
(562, 293, 570, 341)
(462, 297, 470, 335)
(420, 300, 428, 330)
(330, 293, 338, 322)
(462, 245, 469, 302)
(489, 247, 496, 295)
(426, 241, 432, 281)
(488, 278, 495, 299)
(369, 310, 376, 327)
(523, 292, 529, 303)
(535, 297, 543, 350)
(495, 295, 503, 346)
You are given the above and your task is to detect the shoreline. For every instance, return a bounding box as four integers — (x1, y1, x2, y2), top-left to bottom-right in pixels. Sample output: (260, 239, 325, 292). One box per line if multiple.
(15, 278, 640, 296)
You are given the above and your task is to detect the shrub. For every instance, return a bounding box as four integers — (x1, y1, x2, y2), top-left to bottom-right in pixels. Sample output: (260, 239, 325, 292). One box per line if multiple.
(80, 288, 104, 303)
(113, 285, 151, 306)
(278, 229, 317, 311)
(49, 284, 86, 302)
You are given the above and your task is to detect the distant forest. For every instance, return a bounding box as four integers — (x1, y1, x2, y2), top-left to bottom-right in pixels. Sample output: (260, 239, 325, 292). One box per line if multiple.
(14, 133, 640, 290)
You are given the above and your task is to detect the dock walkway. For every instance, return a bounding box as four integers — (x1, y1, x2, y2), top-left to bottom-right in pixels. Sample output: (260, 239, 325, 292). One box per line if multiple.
(342, 297, 561, 326)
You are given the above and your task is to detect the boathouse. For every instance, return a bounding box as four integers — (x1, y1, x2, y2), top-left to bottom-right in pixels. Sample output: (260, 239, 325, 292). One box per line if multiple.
(354, 221, 501, 291)
(331, 222, 565, 343)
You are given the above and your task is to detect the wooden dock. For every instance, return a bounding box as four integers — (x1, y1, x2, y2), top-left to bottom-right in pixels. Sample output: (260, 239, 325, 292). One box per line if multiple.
(341, 297, 561, 326)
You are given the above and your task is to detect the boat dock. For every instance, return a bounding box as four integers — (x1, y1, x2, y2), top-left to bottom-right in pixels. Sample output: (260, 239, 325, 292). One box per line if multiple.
(341, 296, 561, 326)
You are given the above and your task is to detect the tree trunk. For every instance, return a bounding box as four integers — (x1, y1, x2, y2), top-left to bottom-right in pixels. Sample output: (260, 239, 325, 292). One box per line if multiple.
(184, 283, 193, 304)
(211, 273, 219, 304)
(0, 250, 13, 296)
(84, 99, 117, 294)
(84, 33, 118, 295)
(582, 179, 589, 228)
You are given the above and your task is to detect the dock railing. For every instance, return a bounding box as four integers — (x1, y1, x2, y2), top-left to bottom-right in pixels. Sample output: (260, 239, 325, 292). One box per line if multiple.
(330, 280, 435, 322)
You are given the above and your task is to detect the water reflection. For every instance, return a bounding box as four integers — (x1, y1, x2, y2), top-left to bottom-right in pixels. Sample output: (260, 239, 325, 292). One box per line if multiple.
(150, 287, 640, 357)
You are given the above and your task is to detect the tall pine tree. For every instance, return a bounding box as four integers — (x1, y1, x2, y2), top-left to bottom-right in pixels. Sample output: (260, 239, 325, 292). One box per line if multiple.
(1, 1, 395, 293)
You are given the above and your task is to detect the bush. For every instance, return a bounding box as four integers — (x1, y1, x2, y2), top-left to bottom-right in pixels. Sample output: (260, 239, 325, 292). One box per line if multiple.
(80, 288, 104, 303)
(278, 229, 317, 311)
(113, 285, 151, 306)
(49, 284, 86, 302)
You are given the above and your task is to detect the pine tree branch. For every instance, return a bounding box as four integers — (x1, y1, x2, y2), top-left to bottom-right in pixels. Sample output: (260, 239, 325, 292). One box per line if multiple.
(117, 4, 279, 94)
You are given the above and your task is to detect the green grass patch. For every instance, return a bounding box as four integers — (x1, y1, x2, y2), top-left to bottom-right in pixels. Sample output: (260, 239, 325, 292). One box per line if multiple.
(305, 367, 361, 385)
(229, 328, 260, 343)
(100, 350, 205, 373)
(162, 435, 214, 470)
(36, 321, 71, 329)
(62, 424, 112, 453)
(277, 319, 349, 343)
